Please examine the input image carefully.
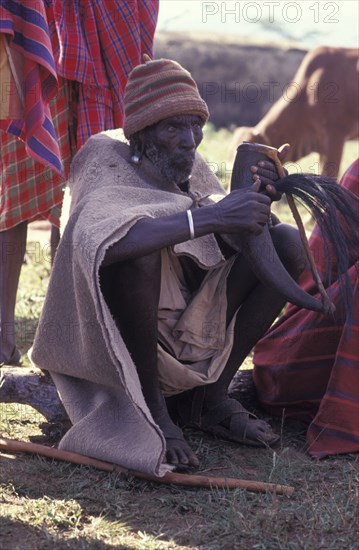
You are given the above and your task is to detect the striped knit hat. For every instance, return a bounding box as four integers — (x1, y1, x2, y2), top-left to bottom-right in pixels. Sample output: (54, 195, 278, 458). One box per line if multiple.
(123, 55, 209, 138)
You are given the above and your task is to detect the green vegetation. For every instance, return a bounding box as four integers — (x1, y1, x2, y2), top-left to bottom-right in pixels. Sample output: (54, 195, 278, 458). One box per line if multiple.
(1, 133, 358, 549)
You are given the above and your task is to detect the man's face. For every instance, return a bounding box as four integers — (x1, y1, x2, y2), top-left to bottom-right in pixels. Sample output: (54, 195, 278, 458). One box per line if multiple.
(144, 114, 204, 185)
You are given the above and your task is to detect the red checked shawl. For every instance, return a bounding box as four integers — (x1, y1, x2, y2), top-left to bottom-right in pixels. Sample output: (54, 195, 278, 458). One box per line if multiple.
(51, 0, 159, 149)
(253, 158, 359, 458)
(0, 0, 159, 229)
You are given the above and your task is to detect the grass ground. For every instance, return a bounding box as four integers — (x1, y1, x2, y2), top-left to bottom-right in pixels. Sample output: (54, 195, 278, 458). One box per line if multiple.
(1, 134, 358, 549)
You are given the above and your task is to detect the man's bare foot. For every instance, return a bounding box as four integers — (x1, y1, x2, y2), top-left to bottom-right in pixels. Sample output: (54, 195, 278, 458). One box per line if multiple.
(165, 434, 199, 467)
(152, 408, 199, 467)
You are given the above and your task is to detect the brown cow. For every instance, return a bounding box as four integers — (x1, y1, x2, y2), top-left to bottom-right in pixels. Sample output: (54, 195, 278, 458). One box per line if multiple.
(231, 46, 359, 178)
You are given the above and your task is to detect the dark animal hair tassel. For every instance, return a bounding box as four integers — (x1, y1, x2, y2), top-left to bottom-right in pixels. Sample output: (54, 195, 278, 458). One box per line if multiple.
(274, 172, 359, 319)
(232, 142, 357, 316)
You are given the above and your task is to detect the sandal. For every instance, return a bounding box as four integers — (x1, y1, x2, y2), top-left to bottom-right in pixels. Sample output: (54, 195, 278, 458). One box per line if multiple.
(198, 397, 279, 447)
(167, 387, 279, 447)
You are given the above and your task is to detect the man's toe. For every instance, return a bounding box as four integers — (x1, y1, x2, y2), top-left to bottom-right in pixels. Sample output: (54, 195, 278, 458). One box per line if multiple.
(165, 437, 199, 467)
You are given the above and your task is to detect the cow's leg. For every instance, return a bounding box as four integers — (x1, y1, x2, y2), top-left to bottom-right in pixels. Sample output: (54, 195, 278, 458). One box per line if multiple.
(320, 136, 345, 178)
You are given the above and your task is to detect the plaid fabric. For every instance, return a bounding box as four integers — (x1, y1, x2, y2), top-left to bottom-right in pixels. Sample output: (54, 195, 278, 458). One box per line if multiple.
(0, 78, 71, 229)
(50, 0, 159, 147)
(253, 159, 359, 458)
(0, 0, 64, 174)
(0, 1, 158, 229)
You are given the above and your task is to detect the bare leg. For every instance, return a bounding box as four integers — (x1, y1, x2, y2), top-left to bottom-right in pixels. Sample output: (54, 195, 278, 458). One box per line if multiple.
(50, 225, 60, 265)
(100, 253, 199, 467)
(203, 224, 306, 442)
(0, 222, 27, 364)
(215, 224, 305, 391)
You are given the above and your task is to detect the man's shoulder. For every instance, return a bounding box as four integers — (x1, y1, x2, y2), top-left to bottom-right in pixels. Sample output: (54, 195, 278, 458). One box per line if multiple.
(72, 129, 130, 166)
(85, 129, 129, 155)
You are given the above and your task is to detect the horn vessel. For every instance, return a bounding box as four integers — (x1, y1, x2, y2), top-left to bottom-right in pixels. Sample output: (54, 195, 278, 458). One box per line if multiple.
(231, 142, 329, 313)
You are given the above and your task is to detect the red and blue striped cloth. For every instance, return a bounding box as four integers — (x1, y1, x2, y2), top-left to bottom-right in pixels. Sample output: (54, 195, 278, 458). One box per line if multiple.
(253, 159, 359, 458)
(0, 1, 159, 230)
(0, 0, 159, 167)
(0, 0, 63, 174)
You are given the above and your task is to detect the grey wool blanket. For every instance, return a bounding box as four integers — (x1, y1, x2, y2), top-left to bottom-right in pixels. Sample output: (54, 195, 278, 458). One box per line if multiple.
(31, 129, 228, 476)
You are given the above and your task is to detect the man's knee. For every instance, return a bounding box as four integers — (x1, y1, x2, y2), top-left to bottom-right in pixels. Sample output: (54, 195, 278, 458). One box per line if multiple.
(270, 223, 306, 279)
(119, 251, 161, 283)
(100, 251, 162, 310)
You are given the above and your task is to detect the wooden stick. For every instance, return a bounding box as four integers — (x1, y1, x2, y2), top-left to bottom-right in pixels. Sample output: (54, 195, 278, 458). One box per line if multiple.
(265, 148, 335, 314)
(285, 193, 335, 314)
(0, 437, 295, 495)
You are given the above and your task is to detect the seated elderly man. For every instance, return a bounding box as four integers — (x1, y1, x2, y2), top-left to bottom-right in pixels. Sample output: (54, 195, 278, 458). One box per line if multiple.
(31, 57, 305, 474)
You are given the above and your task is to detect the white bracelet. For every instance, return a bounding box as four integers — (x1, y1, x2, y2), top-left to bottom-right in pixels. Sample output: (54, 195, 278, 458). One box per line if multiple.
(186, 209, 195, 240)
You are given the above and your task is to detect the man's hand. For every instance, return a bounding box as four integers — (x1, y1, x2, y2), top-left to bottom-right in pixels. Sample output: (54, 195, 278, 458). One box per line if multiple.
(250, 143, 290, 202)
(215, 181, 271, 235)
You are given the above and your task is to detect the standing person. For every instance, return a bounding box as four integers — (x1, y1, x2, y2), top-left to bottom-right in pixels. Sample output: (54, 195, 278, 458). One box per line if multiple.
(253, 158, 359, 458)
(0, 0, 159, 365)
(31, 57, 306, 473)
